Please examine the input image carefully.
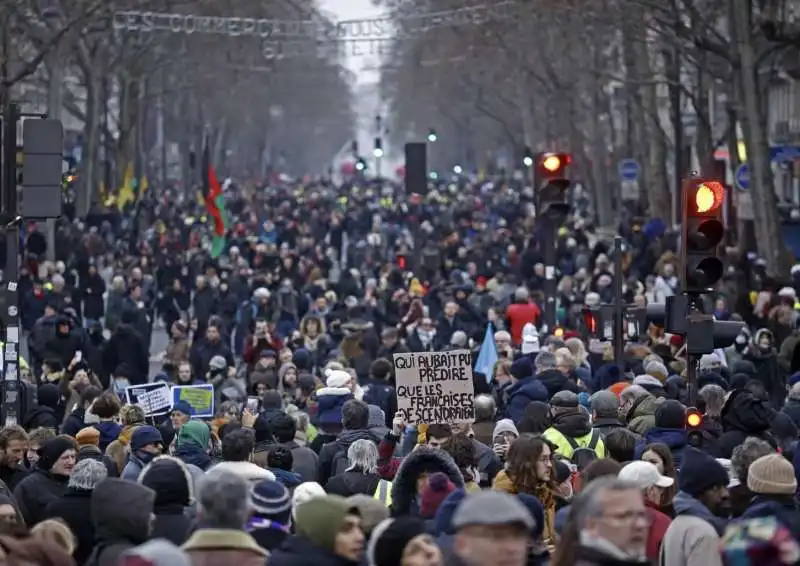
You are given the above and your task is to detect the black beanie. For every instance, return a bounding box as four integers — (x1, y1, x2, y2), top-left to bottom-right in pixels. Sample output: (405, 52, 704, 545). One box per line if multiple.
(678, 446, 729, 497)
(38, 437, 76, 472)
(369, 517, 427, 566)
(655, 400, 686, 429)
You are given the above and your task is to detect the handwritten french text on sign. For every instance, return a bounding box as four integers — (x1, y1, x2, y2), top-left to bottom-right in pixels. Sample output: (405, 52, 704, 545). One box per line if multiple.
(171, 384, 215, 418)
(393, 350, 475, 425)
(125, 383, 172, 416)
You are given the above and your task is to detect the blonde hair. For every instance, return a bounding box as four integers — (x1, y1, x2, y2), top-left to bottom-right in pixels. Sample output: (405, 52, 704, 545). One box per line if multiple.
(31, 519, 77, 555)
(565, 337, 588, 366)
(554, 347, 577, 370)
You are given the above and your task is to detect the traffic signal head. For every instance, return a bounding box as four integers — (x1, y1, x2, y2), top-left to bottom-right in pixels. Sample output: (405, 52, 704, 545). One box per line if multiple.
(682, 179, 726, 293)
(355, 158, 366, 171)
(686, 407, 703, 428)
(538, 152, 571, 178)
(427, 128, 437, 143)
(523, 147, 534, 168)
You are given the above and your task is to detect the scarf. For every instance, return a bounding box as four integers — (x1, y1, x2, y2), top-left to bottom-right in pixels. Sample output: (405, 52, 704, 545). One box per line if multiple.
(534, 484, 557, 546)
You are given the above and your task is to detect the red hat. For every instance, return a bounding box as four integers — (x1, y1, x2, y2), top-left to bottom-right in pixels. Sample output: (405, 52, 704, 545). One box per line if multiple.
(476, 276, 488, 288)
(562, 331, 580, 341)
(419, 472, 457, 519)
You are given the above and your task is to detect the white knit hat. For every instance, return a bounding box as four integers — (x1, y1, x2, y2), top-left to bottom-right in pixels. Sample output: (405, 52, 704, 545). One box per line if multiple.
(291, 481, 326, 520)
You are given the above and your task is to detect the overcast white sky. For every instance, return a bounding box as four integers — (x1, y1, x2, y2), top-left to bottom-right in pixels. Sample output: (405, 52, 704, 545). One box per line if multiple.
(317, 0, 385, 81)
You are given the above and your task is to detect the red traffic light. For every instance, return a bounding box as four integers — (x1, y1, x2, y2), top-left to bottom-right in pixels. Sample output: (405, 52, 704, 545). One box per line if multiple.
(686, 408, 703, 428)
(686, 179, 725, 217)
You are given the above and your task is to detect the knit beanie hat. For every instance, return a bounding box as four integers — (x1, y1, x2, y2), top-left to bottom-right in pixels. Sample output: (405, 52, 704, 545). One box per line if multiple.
(608, 382, 631, 399)
(367, 517, 427, 566)
(38, 436, 76, 472)
(420, 472, 457, 519)
(747, 454, 798, 496)
(347, 494, 389, 536)
(295, 495, 359, 552)
(644, 360, 669, 382)
(75, 426, 101, 448)
(678, 446, 730, 497)
(251, 479, 292, 525)
(68, 458, 107, 490)
(655, 400, 686, 429)
(291, 482, 326, 520)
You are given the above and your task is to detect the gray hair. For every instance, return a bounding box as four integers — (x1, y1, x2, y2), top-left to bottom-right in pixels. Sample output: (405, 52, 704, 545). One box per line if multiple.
(474, 394, 496, 421)
(589, 390, 619, 419)
(534, 351, 557, 372)
(197, 467, 250, 528)
(698, 385, 726, 417)
(572, 476, 641, 529)
(789, 382, 800, 401)
(731, 437, 774, 486)
(620, 385, 650, 406)
(346, 439, 378, 474)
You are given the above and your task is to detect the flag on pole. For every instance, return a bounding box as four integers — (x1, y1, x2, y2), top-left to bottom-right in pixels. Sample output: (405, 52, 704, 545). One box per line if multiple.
(474, 323, 498, 384)
(117, 162, 135, 210)
(201, 135, 228, 258)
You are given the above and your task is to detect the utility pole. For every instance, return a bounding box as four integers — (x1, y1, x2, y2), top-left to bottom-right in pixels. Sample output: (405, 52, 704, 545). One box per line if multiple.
(0, 102, 63, 425)
(0, 102, 21, 426)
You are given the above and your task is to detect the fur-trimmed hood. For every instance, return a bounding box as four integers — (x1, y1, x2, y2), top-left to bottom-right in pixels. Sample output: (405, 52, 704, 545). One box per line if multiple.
(390, 446, 465, 517)
(138, 454, 195, 508)
(208, 460, 276, 484)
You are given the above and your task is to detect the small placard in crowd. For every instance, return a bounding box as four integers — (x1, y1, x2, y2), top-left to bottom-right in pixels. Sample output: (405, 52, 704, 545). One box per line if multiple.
(125, 383, 172, 416)
(171, 384, 215, 418)
(393, 350, 475, 425)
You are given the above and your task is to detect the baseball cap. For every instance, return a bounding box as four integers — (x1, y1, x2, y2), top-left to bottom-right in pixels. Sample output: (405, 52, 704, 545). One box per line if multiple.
(618, 461, 674, 489)
(452, 491, 535, 530)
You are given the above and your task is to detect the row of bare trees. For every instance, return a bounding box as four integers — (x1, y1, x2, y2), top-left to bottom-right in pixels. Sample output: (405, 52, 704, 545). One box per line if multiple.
(1, 0, 355, 215)
(377, 0, 799, 277)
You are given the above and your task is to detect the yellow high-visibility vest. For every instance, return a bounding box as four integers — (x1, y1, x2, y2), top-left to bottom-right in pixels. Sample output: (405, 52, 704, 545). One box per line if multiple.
(373, 479, 393, 507)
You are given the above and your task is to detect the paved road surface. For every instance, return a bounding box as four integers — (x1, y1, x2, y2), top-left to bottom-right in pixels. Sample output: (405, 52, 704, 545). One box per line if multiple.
(148, 325, 170, 380)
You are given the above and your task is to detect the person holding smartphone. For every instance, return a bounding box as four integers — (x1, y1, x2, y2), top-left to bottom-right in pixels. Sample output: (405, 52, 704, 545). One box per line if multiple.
(492, 418, 519, 462)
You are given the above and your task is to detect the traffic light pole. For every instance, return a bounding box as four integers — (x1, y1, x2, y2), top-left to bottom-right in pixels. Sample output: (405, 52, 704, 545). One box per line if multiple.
(1, 102, 21, 427)
(542, 215, 557, 332)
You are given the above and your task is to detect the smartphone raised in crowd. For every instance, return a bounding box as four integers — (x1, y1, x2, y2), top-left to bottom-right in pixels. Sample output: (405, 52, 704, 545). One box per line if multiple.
(246, 396, 260, 413)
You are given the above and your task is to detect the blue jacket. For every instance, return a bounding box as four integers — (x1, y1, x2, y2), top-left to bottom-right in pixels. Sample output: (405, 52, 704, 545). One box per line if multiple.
(504, 378, 549, 423)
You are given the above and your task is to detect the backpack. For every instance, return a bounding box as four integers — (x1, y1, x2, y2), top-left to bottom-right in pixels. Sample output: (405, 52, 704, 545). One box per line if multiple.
(332, 449, 350, 476)
(564, 429, 600, 470)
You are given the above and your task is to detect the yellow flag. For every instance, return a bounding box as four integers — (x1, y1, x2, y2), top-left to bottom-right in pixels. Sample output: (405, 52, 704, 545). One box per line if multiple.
(117, 163, 135, 211)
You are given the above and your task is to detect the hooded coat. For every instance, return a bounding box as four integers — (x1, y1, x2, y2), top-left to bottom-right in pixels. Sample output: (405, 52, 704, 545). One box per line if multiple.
(711, 390, 776, 459)
(138, 455, 196, 545)
(390, 446, 465, 517)
(86, 478, 156, 566)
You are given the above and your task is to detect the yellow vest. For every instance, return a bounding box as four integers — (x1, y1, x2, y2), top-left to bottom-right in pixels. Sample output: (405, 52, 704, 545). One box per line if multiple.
(373, 479, 393, 507)
(542, 427, 606, 460)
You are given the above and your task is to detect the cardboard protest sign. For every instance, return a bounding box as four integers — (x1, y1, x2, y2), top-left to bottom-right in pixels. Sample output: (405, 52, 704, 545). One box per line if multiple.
(393, 350, 475, 424)
(171, 384, 215, 418)
(125, 383, 172, 416)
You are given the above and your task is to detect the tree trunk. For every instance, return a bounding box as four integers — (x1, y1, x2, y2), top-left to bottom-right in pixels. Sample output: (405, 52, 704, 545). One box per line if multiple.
(78, 66, 99, 217)
(730, 0, 791, 277)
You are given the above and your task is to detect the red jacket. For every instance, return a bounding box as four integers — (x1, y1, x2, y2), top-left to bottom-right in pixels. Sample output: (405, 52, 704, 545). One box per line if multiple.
(506, 302, 541, 345)
(645, 500, 672, 561)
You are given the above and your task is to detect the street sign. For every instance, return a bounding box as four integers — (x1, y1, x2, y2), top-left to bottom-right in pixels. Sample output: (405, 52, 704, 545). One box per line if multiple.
(618, 159, 640, 181)
(734, 163, 750, 191)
